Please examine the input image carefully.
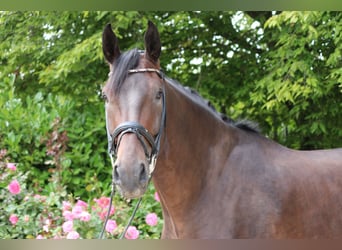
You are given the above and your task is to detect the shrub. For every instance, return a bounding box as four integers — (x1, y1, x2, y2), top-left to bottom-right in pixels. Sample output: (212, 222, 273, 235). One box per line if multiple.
(0, 76, 163, 239)
(0, 75, 109, 200)
(0, 157, 162, 239)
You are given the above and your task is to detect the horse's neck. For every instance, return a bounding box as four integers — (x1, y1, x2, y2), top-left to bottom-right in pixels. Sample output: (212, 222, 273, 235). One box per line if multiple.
(152, 81, 237, 237)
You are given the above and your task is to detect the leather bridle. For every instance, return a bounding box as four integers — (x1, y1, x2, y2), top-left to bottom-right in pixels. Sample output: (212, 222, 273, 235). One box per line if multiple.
(108, 68, 166, 178)
(100, 68, 166, 239)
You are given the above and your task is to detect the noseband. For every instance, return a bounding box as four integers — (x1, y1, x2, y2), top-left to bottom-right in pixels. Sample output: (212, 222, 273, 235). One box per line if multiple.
(108, 68, 166, 178)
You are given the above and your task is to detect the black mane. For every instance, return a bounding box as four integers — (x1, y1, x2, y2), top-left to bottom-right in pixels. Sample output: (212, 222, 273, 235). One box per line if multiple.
(108, 48, 259, 134)
(183, 86, 260, 134)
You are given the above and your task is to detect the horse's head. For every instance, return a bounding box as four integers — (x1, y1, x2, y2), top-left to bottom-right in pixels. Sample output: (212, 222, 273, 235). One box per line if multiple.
(102, 21, 165, 199)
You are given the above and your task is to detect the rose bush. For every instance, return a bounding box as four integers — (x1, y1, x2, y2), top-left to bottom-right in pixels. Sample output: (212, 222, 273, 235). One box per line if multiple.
(0, 76, 162, 239)
(0, 154, 162, 239)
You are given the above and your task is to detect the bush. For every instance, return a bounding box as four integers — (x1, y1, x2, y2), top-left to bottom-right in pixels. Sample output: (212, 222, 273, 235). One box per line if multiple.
(0, 159, 162, 239)
(0, 75, 109, 199)
(0, 76, 163, 239)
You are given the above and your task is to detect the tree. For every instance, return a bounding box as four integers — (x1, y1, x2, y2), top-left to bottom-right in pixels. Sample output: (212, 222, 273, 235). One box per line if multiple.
(250, 11, 342, 149)
(0, 11, 341, 198)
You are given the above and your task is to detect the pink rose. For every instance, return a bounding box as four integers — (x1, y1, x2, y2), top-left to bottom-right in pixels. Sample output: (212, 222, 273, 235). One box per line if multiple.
(63, 210, 74, 221)
(8, 180, 21, 195)
(154, 192, 160, 202)
(62, 220, 73, 233)
(79, 211, 91, 222)
(71, 205, 84, 219)
(7, 163, 16, 171)
(9, 214, 18, 225)
(94, 196, 110, 209)
(125, 226, 139, 240)
(145, 213, 158, 226)
(62, 201, 72, 211)
(36, 235, 45, 239)
(76, 199, 88, 208)
(66, 231, 80, 239)
(98, 206, 115, 221)
(105, 219, 117, 234)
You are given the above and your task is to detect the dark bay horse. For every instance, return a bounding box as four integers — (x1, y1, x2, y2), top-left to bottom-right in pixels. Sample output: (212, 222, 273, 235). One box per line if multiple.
(101, 21, 342, 239)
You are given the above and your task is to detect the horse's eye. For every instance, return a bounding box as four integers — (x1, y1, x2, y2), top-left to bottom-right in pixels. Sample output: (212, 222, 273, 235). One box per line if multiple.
(156, 89, 163, 100)
(101, 93, 108, 102)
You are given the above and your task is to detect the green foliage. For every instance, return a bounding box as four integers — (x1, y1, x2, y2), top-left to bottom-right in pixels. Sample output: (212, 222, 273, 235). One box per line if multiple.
(2, 11, 340, 151)
(0, 158, 162, 239)
(0, 11, 341, 238)
(254, 11, 342, 148)
(0, 74, 109, 199)
(0, 157, 65, 239)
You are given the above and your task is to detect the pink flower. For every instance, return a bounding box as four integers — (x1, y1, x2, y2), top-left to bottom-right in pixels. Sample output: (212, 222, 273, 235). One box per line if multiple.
(93, 197, 115, 220)
(105, 219, 117, 234)
(6, 163, 16, 171)
(62, 220, 73, 233)
(76, 199, 88, 208)
(66, 231, 80, 239)
(36, 235, 45, 239)
(94, 197, 110, 209)
(79, 211, 91, 222)
(8, 180, 21, 195)
(145, 213, 158, 226)
(9, 214, 18, 225)
(63, 210, 74, 221)
(154, 192, 160, 202)
(98, 206, 115, 221)
(62, 201, 72, 211)
(71, 205, 84, 219)
(125, 226, 139, 239)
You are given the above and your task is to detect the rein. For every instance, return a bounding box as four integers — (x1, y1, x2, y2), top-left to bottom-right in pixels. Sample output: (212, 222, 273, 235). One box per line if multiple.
(99, 68, 166, 239)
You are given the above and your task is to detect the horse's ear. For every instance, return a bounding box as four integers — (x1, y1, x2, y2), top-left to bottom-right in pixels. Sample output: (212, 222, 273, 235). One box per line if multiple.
(144, 20, 161, 63)
(102, 23, 121, 64)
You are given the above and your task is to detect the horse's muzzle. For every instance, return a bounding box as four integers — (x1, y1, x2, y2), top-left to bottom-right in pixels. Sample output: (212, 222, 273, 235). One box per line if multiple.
(113, 161, 149, 199)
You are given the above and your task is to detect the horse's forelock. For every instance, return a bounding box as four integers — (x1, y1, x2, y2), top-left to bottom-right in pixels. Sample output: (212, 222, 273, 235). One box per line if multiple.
(109, 48, 141, 94)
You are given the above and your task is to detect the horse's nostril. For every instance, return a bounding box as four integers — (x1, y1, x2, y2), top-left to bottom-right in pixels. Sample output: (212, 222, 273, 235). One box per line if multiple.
(139, 163, 147, 182)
